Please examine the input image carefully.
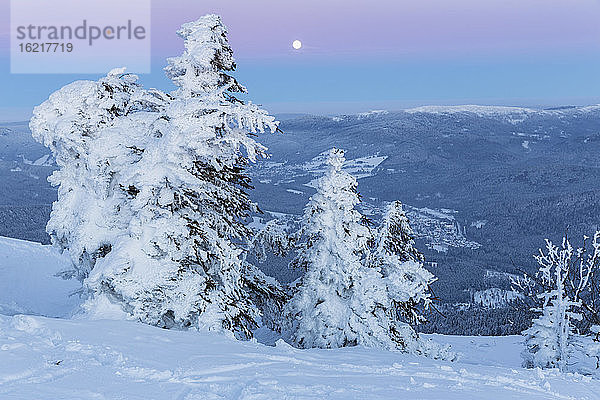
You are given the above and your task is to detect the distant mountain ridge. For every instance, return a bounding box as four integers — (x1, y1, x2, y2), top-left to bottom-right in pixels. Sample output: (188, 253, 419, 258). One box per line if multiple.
(2, 104, 600, 334)
(249, 103, 600, 334)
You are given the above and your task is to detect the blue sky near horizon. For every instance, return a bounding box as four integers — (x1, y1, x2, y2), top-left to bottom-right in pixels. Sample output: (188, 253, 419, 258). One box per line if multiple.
(1, 0, 600, 120)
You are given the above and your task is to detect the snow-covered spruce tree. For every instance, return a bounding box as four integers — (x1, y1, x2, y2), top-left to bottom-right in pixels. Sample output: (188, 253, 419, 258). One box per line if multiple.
(370, 201, 435, 326)
(85, 15, 279, 338)
(30, 68, 165, 281)
(522, 238, 582, 371)
(284, 148, 450, 356)
(375, 201, 424, 263)
(285, 148, 372, 348)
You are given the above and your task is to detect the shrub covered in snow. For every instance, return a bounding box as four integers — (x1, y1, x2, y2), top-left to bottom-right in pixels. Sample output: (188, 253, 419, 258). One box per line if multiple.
(515, 232, 600, 372)
(522, 238, 581, 371)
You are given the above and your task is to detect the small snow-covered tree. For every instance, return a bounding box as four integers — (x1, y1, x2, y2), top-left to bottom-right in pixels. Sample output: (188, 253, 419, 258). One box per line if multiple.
(242, 260, 290, 332)
(375, 201, 424, 263)
(370, 201, 435, 326)
(285, 148, 372, 348)
(522, 238, 582, 371)
(85, 15, 279, 338)
(515, 232, 600, 331)
(284, 149, 451, 357)
(30, 68, 164, 281)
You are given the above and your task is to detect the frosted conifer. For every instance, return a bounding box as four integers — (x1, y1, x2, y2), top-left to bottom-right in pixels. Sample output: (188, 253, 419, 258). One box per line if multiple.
(522, 238, 581, 371)
(30, 69, 164, 281)
(286, 148, 371, 348)
(285, 149, 445, 355)
(33, 16, 280, 339)
(86, 15, 279, 338)
(370, 201, 435, 326)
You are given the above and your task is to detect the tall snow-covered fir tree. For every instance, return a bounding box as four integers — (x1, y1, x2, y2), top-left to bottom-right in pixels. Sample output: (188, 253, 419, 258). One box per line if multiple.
(85, 15, 280, 338)
(32, 15, 280, 339)
(522, 238, 582, 371)
(370, 201, 435, 326)
(30, 68, 165, 281)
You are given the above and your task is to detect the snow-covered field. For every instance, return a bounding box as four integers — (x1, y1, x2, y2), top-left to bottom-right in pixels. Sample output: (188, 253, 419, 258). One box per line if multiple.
(2, 315, 599, 399)
(0, 236, 78, 317)
(1, 236, 600, 399)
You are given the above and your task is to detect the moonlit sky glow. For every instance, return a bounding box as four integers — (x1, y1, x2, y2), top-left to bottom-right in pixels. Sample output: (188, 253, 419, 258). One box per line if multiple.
(0, 0, 599, 119)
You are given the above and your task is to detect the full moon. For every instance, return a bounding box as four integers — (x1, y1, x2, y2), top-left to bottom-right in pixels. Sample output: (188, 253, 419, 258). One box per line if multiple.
(292, 40, 302, 50)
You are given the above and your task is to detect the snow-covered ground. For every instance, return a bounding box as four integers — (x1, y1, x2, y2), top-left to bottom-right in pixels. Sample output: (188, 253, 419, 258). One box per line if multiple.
(0, 236, 79, 317)
(2, 236, 600, 399)
(2, 315, 599, 399)
(472, 288, 524, 308)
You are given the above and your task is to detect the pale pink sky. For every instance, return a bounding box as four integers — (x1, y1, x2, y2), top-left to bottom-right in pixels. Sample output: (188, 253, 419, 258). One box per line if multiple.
(2, 0, 599, 58)
(150, 0, 600, 59)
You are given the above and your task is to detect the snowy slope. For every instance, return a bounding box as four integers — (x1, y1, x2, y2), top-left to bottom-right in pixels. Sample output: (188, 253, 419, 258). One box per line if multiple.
(1, 236, 600, 399)
(0, 236, 79, 317)
(1, 314, 599, 399)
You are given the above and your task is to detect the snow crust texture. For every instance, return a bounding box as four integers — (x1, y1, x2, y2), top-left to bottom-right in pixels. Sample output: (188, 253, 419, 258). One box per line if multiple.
(1, 315, 599, 399)
(0, 236, 79, 318)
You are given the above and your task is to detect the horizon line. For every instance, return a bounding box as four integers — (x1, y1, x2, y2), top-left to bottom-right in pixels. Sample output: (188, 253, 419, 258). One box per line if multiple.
(2, 100, 600, 123)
